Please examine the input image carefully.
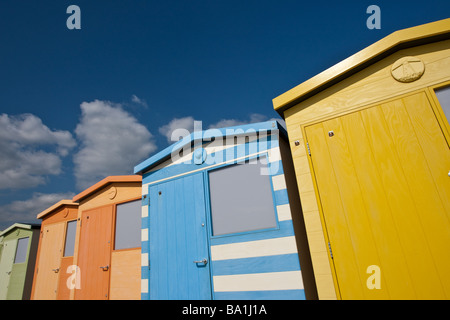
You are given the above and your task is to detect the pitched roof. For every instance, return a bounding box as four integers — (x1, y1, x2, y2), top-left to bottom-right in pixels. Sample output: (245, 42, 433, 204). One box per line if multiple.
(273, 18, 450, 115)
(0, 223, 40, 237)
(134, 120, 286, 174)
(72, 175, 142, 202)
(36, 199, 78, 219)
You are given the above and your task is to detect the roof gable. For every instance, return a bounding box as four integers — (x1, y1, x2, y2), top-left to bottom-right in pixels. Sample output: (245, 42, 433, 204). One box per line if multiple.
(273, 18, 450, 115)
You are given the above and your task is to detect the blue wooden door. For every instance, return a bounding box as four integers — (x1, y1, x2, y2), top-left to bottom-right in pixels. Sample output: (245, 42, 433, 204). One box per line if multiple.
(148, 173, 211, 299)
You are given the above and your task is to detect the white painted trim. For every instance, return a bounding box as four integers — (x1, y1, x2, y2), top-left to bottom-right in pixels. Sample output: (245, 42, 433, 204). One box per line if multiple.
(141, 228, 148, 242)
(142, 146, 282, 188)
(141, 253, 148, 267)
(210, 236, 298, 261)
(276, 204, 292, 221)
(272, 174, 287, 191)
(213, 270, 304, 292)
(141, 279, 148, 293)
(141, 205, 148, 218)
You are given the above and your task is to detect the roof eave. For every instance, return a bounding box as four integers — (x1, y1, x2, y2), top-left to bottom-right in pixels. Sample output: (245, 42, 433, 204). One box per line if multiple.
(72, 175, 142, 202)
(273, 18, 450, 116)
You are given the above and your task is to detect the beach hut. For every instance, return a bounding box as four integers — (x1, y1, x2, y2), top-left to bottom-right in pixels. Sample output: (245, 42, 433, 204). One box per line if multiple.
(71, 175, 142, 300)
(134, 120, 316, 300)
(272, 18, 450, 299)
(31, 200, 79, 300)
(0, 223, 40, 300)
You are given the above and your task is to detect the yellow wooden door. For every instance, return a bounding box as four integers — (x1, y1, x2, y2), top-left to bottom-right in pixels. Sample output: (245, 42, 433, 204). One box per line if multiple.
(305, 91, 450, 299)
(33, 223, 65, 299)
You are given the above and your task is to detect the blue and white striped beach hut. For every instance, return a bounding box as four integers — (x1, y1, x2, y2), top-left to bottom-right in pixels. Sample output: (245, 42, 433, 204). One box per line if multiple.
(134, 120, 316, 300)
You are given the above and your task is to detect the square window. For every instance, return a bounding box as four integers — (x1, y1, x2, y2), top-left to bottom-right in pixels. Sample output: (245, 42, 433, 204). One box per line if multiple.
(208, 156, 277, 236)
(114, 199, 141, 250)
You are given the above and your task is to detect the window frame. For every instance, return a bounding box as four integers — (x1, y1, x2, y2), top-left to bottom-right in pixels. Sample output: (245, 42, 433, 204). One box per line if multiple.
(429, 81, 450, 146)
(205, 152, 280, 239)
(13, 237, 29, 264)
(63, 220, 77, 257)
(112, 197, 142, 251)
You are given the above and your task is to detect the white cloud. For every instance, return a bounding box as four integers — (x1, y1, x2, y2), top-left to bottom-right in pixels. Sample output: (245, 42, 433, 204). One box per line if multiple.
(158, 116, 196, 143)
(73, 100, 156, 190)
(0, 192, 76, 230)
(208, 113, 268, 129)
(0, 113, 76, 190)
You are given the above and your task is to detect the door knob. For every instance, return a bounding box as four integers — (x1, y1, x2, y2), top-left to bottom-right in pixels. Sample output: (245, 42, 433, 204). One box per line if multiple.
(52, 268, 60, 273)
(193, 259, 208, 265)
(99, 265, 109, 271)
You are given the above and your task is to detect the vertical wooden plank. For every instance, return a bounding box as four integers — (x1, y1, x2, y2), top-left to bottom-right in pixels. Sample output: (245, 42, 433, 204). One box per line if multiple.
(57, 257, 73, 300)
(109, 249, 141, 300)
(306, 123, 364, 299)
(400, 93, 450, 298)
(32, 223, 65, 300)
(76, 205, 113, 300)
(0, 239, 17, 299)
(149, 173, 211, 299)
(345, 107, 415, 299)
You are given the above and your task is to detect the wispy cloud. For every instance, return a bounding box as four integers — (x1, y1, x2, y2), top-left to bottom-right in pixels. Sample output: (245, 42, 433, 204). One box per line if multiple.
(0, 113, 76, 190)
(73, 100, 157, 190)
(208, 113, 268, 129)
(131, 94, 148, 108)
(0, 191, 76, 230)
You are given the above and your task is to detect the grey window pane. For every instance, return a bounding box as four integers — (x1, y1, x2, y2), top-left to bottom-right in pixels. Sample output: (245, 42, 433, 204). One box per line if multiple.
(435, 86, 450, 124)
(63, 220, 77, 257)
(208, 157, 277, 236)
(115, 200, 141, 250)
(14, 237, 29, 264)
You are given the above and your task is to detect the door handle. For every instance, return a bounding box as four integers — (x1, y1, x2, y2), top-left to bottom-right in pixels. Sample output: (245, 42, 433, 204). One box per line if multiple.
(52, 268, 60, 273)
(99, 265, 109, 271)
(193, 259, 208, 265)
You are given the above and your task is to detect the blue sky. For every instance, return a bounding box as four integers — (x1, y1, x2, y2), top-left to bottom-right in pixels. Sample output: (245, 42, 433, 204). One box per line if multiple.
(0, 0, 448, 230)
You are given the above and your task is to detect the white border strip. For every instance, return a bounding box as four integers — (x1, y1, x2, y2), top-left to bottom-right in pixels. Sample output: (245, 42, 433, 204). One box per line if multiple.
(210, 236, 298, 261)
(213, 271, 303, 292)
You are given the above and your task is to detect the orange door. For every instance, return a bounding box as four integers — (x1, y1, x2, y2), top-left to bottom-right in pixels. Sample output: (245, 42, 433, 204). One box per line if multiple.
(75, 205, 113, 300)
(33, 223, 65, 299)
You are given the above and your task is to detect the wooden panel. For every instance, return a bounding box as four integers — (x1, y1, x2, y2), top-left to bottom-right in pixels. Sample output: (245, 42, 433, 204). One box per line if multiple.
(57, 257, 73, 300)
(7, 262, 27, 300)
(149, 173, 211, 299)
(41, 206, 78, 226)
(306, 91, 450, 299)
(78, 182, 141, 212)
(0, 239, 17, 299)
(75, 205, 113, 300)
(32, 223, 65, 300)
(109, 249, 141, 300)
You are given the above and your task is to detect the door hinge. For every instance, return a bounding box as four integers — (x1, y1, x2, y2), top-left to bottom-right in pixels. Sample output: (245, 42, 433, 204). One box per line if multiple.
(306, 142, 311, 156)
(328, 242, 333, 259)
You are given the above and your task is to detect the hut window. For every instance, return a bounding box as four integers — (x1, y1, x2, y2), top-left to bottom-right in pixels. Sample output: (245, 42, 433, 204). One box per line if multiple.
(208, 156, 277, 236)
(13, 237, 29, 264)
(114, 199, 141, 250)
(63, 220, 77, 257)
(435, 85, 450, 124)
